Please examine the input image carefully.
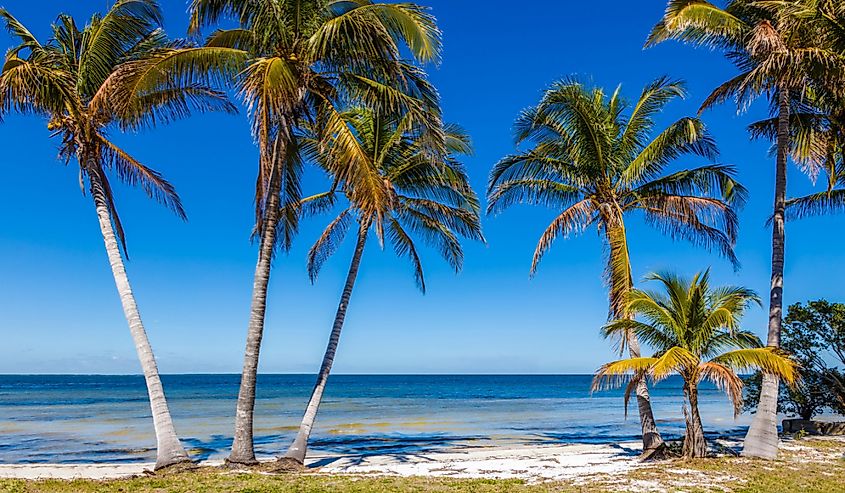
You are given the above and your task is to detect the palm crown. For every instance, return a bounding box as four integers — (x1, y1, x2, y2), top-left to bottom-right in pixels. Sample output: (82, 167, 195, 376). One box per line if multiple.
(648, 0, 845, 113)
(305, 107, 483, 290)
(0, 0, 234, 251)
(488, 76, 746, 317)
(171, 0, 445, 240)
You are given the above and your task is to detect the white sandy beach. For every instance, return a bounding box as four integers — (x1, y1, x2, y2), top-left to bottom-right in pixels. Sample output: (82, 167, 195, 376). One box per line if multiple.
(0, 442, 646, 482)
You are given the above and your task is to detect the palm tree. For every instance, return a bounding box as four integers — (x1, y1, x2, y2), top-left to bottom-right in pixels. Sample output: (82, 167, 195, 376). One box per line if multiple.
(487, 77, 746, 454)
(593, 270, 798, 458)
(148, 0, 446, 465)
(281, 107, 483, 466)
(648, 0, 845, 458)
(0, 1, 235, 470)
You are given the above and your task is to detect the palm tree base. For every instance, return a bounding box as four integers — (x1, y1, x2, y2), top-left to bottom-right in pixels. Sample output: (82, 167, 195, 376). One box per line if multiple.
(224, 457, 260, 468)
(271, 457, 306, 473)
(153, 457, 195, 473)
(640, 443, 670, 462)
(742, 374, 781, 459)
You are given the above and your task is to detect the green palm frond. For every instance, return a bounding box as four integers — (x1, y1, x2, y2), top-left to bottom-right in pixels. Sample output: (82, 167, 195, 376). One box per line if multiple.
(646, 0, 749, 50)
(622, 117, 719, 186)
(77, 0, 164, 97)
(638, 194, 740, 268)
(713, 347, 800, 384)
(602, 318, 680, 355)
(0, 8, 41, 52)
(592, 357, 661, 391)
(652, 346, 698, 381)
(487, 179, 582, 215)
(309, 2, 440, 67)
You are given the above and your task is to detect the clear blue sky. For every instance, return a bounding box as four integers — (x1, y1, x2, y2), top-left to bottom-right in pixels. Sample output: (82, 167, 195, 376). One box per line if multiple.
(1, 0, 843, 375)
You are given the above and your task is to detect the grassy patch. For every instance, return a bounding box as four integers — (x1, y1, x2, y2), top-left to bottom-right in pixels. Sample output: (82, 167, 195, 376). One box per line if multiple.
(0, 473, 582, 493)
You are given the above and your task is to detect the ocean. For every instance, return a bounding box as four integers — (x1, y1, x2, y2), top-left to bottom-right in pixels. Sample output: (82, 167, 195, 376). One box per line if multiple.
(0, 374, 752, 463)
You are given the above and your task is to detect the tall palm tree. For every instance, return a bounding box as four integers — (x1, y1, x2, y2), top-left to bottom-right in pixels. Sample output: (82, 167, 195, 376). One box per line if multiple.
(594, 270, 798, 458)
(0, 1, 235, 470)
(487, 77, 746, 454)
(648, 0, 845, 458)
(164, 0, 444, 465)
(281, 107, 483, 466)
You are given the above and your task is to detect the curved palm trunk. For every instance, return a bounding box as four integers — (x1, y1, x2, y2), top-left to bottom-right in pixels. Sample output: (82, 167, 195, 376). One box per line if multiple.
(284, 221, 369, 465)
(683, 383, 706, 458)
(627, 335, 664, 452)
(743, 88, 789, 459)
(228, 170, 283, 465)
(606, 220, 664, 453)
(90, 173, 190, 470)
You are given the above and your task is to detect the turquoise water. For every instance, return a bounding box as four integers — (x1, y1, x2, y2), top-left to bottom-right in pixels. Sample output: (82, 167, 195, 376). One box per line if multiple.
(0, 374, 750, 463)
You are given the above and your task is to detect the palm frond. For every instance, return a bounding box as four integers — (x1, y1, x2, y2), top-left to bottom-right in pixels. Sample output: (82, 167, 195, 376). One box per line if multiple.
(97, 134, 186, 220)
(386, 216, 426, 292)
(307, 208, 354, 282)
(651, 346, 697, 381)
(713, 347, 800, 384)
(0, 8, 41, 51)
(592, 357, 660, 392)
(77, 0, 164, 96)
(622, 117, 719, 186)
(530, 199, 596, 276)
(786, 189, 845, 220)
(646, 0, 749, 50)
(699, 361, 744, 415)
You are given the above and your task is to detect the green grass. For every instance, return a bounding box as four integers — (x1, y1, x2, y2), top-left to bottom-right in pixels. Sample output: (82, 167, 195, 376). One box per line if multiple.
(2, 438, 842, 493)
(0, 474, 580, 493)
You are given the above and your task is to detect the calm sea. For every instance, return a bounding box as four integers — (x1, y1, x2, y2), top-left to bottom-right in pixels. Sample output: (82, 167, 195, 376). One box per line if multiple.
(0, 374, 751, 463)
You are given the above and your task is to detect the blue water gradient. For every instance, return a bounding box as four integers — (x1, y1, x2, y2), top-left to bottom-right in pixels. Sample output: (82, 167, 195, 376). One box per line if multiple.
(0, 374, 751, 463)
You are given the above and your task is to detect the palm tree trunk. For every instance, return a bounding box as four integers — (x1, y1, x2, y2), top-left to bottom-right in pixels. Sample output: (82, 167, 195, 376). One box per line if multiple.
(228, 169, 283, 465)
(683, 383, 706, 458)
(627, 335, 664, 452)
(605, 220, 664, 453)
(89, 173, 190, 471)
(743, 88, 789, 459)
(283, 221, 369, 465)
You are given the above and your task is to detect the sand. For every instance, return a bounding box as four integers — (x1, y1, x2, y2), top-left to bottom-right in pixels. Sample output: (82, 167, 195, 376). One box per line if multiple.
(0, 442, 644, 482)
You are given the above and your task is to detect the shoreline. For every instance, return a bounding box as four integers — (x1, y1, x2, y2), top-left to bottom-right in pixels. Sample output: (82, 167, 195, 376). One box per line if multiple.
(0, 440, 653, 482)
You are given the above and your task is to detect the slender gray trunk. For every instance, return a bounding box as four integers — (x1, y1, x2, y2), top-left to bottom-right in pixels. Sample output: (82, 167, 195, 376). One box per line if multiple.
(743, 88, 789, 459)
(284, 221, 369, 464)
(627, 333, 664, 452)
(228, 170, 283, 465)
(89, 172, 189, 470)
(683, 382, 706, 458)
